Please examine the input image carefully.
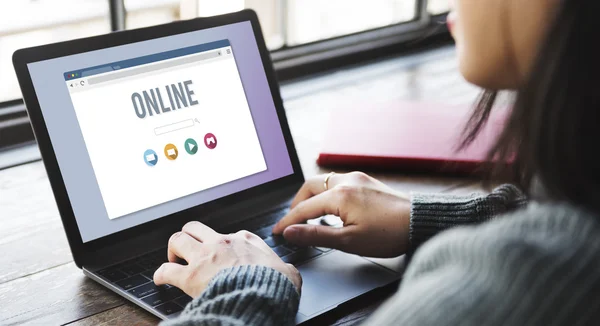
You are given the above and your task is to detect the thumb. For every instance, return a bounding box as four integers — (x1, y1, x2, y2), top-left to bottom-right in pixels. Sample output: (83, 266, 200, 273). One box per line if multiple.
(283, 224, 350, 250)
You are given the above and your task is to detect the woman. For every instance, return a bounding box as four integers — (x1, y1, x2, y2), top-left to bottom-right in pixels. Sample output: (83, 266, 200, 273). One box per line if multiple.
(155, 0, 600, 324)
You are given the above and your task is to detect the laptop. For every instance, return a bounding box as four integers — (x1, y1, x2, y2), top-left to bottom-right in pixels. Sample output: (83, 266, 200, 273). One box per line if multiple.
(12, 9, 401, 324)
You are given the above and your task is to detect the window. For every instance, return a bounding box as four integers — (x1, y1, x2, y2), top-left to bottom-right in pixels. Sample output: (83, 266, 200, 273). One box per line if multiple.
(122, 1, 436, 49)
(123, 0, 287, 50)
(285, 0, 416, 46)
(428, 0, 451, 15)
(0, 0, 449, 152)
(125, 0, 180, 30)
(0, 0, 111, 103)
(118, 1, 449, 78)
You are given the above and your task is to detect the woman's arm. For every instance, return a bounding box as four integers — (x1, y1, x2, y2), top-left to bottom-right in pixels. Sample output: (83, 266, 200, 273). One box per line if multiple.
(162, 185, 528, 326)
(274, 173, 527, 259)
(152, 225, 302, 326)
(162, 266, 299, 326)
(409, 184, 527, 250)
(363, 203, 600, 325)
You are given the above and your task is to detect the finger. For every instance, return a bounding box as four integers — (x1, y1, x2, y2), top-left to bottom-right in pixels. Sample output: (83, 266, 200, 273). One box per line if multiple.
(289, 177, 321, 209)
(273, 190, 339, 234)
(290, 173, 342, 208)
(283, 224, 354, 250)
(182, 221, 220, 243)
(153, 262, 187, 288)
(168, 231, 202, 263)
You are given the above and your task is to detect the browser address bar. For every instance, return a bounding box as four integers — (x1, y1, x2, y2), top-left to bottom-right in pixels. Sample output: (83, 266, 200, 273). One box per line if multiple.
(87, 49, 223, 85)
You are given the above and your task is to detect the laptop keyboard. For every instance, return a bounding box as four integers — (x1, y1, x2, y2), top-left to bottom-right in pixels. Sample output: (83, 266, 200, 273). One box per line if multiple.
(96, 208, 331, 316)
(97, 250, 191, 316)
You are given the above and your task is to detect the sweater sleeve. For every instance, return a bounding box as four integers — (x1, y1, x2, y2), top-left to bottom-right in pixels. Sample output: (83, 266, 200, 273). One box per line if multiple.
(409, 184, 527, 251)
(363, 204, 600, 326)
(162, 265, 299, 326)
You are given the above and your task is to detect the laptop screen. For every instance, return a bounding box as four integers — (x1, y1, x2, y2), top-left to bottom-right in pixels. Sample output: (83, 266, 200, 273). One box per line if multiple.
(26, 21, 294, 243)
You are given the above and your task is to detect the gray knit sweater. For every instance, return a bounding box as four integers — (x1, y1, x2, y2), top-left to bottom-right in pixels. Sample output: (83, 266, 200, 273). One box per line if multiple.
(164, 185, 600, 325)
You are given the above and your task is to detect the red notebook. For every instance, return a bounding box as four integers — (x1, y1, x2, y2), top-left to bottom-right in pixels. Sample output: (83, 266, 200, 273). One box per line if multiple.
(316, 100, 508, 175)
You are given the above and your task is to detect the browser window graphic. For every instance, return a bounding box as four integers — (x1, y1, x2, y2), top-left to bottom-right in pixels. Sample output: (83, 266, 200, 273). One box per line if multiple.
(65, 40, 267, 220)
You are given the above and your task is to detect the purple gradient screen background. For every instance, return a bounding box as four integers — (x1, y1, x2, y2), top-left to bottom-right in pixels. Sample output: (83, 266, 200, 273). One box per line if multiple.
(27, 21, 294, 242)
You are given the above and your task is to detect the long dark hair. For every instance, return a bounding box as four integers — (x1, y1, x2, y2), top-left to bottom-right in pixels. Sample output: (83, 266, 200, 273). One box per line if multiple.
(461, 0, 600, 212)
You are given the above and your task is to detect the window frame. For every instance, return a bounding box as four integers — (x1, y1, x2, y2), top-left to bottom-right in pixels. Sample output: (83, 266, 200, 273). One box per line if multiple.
(0, 99, 32, 149)
(0, 0, 449, 153)
(272, 0, 429, 62)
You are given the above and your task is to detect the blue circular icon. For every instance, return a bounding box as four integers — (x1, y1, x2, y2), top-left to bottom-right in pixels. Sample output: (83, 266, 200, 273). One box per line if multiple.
(144, 149, 158, 166)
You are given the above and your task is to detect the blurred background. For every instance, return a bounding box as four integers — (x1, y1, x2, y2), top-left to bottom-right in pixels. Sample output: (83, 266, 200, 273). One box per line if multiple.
(0, 0, 453, 163)
(0, 0, 450, 103)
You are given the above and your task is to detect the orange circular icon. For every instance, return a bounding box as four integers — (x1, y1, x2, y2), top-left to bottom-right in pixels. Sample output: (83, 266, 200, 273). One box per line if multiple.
(164, 143, 178, 160)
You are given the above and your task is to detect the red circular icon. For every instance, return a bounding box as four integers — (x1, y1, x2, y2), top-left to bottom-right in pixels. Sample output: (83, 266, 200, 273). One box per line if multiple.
(204, 133, 217, 149)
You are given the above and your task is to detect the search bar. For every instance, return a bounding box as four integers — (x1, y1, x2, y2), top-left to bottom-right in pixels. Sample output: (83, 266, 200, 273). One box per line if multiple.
(154, 119, 194, 136)
(88, 50, 222, 85)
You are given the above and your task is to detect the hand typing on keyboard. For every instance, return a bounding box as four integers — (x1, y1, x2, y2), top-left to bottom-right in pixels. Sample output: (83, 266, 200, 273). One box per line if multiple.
(272, 172, 411, 258)
(153, 221, 302, 298)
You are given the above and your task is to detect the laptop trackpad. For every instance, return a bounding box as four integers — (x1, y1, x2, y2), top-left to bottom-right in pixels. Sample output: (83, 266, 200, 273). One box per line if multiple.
(296, 250, 399, 318)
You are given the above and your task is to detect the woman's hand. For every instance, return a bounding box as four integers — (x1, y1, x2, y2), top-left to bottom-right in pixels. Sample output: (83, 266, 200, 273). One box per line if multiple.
(272, 172, 411, 258)
(154, 221, 302, 298)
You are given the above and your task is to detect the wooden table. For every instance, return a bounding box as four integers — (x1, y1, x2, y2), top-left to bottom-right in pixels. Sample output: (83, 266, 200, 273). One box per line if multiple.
(0, 45, 484, 325)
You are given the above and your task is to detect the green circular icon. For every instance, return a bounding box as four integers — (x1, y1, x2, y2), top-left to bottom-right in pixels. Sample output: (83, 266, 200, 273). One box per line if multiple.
(184, 138, 198, 155)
